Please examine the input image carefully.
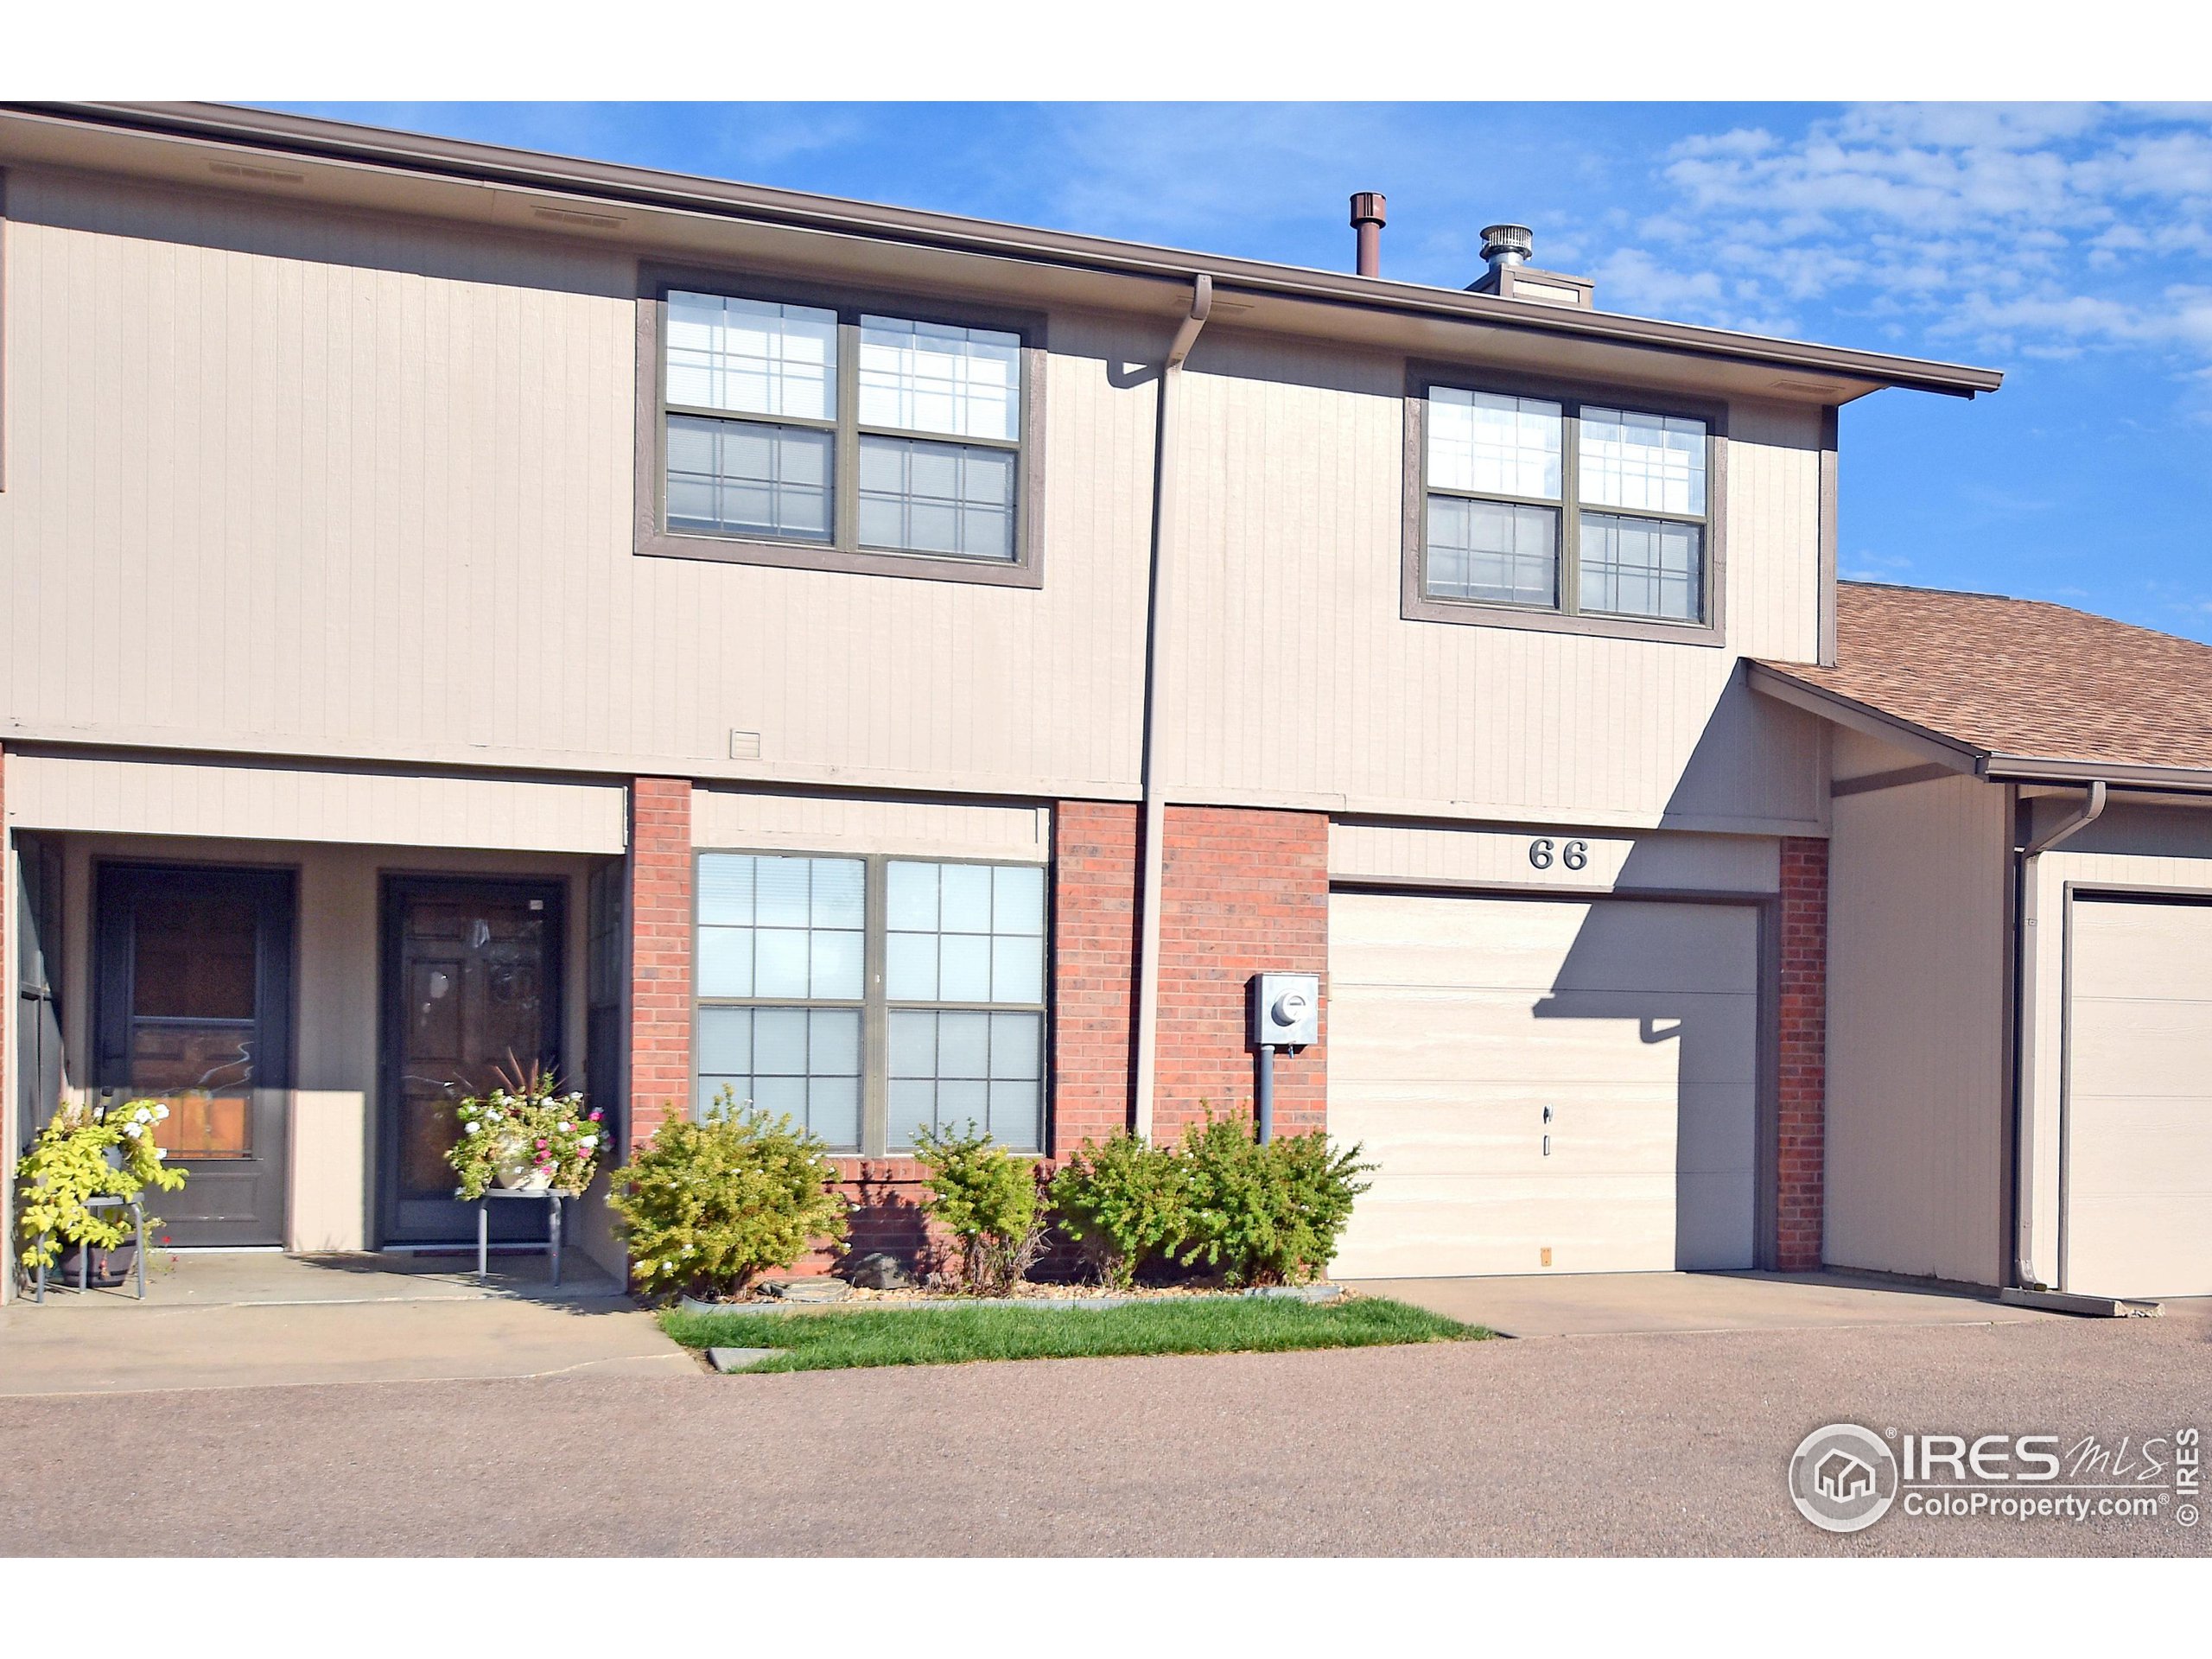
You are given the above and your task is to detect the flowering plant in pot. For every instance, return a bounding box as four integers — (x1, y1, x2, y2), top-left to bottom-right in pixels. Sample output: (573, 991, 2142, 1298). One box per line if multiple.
(445, 1059, 603, 1201)
(16, 1097, 188, 1279)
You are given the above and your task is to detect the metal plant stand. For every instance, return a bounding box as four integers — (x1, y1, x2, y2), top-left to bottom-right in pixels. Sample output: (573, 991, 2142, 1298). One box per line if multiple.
(473, 1187, 582, 1287)
(33, 1195, 146, 1304)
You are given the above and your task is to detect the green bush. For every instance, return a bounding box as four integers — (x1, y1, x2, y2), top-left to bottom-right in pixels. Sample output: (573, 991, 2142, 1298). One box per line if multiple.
(1170, 1110, 1374, 1287)
(1050, 1131, 1192, 1289)
(607, 1090, 849, 1300)
(16, 1099, 188, 1272)
(913, 1124, 1046, 1295)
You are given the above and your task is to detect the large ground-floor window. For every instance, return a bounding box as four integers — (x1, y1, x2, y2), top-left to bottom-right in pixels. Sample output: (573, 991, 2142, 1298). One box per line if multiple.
(693, 852, 1047, 1154)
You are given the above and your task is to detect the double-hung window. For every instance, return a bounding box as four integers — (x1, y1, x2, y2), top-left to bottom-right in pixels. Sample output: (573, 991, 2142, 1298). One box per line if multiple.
(644, 276, 1039, 585)
(693, 852, 1047, 1155)
(1412, 378, 1719, 636)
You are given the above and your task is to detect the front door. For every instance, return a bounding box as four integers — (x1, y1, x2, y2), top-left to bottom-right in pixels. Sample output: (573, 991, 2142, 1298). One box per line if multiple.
(92, 864, 296, 1247)
(380, 877, 565, 1244)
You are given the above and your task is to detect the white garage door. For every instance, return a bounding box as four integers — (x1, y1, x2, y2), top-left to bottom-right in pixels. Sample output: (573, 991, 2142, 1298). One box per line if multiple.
(1329, 891, 1760, 1279)
(2064, 897, 2212, 1299)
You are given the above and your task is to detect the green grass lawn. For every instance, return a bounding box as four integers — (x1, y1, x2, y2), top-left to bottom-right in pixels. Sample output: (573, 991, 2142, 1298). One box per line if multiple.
(661, 1294, 1489, 1373)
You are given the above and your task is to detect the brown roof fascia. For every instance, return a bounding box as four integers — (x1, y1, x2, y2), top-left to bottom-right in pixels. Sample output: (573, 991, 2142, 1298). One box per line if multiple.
(7, 100, 2006, 402)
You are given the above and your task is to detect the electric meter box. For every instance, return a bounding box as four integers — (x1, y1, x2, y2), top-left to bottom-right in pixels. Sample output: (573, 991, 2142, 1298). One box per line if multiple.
(1250, 972, 1321, 1048)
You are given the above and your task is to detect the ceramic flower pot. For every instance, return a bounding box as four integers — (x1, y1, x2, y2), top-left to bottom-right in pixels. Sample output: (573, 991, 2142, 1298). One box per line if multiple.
(491, 1134, 536, 1190)
(518, 1166, 555, 1192)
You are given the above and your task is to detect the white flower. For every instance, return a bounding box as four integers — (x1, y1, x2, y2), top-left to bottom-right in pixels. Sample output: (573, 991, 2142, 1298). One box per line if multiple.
(133, 1108, 152, 1124)
(153, 1104, 170, 1121)
(154, 1148, 168, 1160)
(577, 1135, 596, 1149)
(465, 1121, 483, 1135)
(556, 1122, 572, 1133)
(661, 1261, 675, 1274)
(124, 1123, 143, 1139)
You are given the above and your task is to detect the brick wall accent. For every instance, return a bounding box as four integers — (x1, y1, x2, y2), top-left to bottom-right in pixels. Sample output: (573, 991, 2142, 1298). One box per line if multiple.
(626, 777, 693, 1149)
(1050, 800, 1142, 1154)
(1153, 806, 1331, 1141)
(1048, 800, 1331, 1154)
(1777, 835, 1828, 1271)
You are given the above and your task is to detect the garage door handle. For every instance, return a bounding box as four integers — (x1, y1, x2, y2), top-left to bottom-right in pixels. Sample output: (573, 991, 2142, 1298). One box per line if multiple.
(1542, 1135, 1551, 1157)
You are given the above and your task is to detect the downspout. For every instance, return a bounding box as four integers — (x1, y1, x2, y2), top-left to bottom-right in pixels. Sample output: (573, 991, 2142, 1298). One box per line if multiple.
(1132, 273, 1214, 1142)
(2012, 779, 2107, 1293)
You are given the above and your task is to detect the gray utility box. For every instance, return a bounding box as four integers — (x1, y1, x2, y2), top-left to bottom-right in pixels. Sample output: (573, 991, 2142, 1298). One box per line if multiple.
(1251, 972, 1321, 1049)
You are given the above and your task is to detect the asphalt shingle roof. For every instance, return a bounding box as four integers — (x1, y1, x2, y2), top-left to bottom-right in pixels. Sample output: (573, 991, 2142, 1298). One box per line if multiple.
(1756, 582, 2212, 773)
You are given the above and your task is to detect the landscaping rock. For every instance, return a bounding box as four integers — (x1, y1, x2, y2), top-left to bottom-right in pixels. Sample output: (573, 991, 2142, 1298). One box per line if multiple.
(765, 1278, 851, 1303)
(706, 1346, 785, 1373)
(845, 1252, 913, 1291)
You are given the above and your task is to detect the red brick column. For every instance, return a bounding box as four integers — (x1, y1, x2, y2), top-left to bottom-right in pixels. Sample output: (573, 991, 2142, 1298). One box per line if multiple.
(1048, 801, 1331, 1154)
(1153, 806, 1330, 1141)
(1777, 836, 1828, 1271)
(1050, 800, 1141, 1154)
(626, 777, 693, 1149)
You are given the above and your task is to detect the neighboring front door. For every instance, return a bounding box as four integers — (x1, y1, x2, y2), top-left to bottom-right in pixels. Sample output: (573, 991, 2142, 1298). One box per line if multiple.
(92, 864, 296, 1248)
(380, 877, 565, 1245)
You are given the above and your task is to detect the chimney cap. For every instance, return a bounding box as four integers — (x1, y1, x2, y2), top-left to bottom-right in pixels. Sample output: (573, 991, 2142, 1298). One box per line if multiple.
(1480, 224, 1535, 268)
(1349, 191, 1388, 226)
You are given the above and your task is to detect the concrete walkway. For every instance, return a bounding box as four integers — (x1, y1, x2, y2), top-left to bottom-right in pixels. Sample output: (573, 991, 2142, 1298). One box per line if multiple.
(0, 1252, 696, 1396)
(1349, 1268, 2062, 1338)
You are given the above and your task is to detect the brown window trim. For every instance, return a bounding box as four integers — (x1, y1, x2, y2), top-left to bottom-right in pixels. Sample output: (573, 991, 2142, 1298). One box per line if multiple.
(633, 262, 1047, 588)
(1401, 363, 1729, 646)
(690, 848, 1053, 1159)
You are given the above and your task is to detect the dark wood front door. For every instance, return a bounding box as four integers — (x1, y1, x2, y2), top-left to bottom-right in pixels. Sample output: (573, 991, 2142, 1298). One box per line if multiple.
(379, 877, 565, 1244)
(92, 863, 296, 1247)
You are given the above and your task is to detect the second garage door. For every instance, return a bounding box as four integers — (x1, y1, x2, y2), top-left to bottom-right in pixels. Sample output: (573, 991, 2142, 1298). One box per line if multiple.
(1329, 891, 1762, 1279)
(2063, 896, 2212, 1298)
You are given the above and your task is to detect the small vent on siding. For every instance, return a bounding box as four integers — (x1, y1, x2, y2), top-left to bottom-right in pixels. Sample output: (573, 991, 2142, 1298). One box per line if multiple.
(533, 205, 626, 232)
(208, 160, 305, 187)
(728, 729, 763, 760)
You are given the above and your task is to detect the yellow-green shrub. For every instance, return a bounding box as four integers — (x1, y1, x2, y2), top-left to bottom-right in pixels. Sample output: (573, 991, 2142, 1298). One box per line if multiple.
(607, 1091, 848, 1300)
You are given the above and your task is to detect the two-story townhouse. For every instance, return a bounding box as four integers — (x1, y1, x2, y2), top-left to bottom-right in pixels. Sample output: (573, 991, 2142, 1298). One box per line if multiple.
(3, 102, 2207, 1309)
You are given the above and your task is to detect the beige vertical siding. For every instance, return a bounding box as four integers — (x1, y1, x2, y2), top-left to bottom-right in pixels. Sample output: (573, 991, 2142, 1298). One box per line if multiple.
(2, 168, 1827, 832)
(1329, 820, 1781, 893)
(1160, 332, 1825, 829)
(1825, 773, 2010, 1284)
(692, 786, 1049, 861)
(0, 173, 1155, 799)
(4, 750, 627, 852)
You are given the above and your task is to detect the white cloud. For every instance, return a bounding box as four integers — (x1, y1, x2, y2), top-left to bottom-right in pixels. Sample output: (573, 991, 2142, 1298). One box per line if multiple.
(1596, 102, 2212, 372)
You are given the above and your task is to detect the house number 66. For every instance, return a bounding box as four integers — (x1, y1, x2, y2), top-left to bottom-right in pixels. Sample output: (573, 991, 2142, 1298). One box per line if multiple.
(1529, 837, 1589, 871)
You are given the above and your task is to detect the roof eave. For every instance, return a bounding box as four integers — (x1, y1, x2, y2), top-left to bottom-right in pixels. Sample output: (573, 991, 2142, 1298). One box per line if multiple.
(3, 99, 2006, 402)
(1983, 753, 2212, 796)
(1750, 664, 2212, 796)
(1745, 663, 1988, 772)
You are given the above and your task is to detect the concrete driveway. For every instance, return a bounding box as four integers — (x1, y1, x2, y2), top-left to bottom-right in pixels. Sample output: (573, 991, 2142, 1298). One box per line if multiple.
(1351, 1269, 2063, 1338)
(2, 1298, 2204, 1555)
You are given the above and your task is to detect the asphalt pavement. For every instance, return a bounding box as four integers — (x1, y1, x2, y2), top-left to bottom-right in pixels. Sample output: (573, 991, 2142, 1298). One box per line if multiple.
(3, 1304, 2206, 1556)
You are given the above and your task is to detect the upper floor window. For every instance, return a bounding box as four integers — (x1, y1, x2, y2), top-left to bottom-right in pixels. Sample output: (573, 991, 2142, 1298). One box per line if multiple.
(1408, 375, 1722, 641)
(639, 274, 1042, 587)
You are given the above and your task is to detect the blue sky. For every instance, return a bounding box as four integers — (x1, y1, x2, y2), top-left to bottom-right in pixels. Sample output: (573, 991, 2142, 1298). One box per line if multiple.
(281, 101, 2212, 640)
